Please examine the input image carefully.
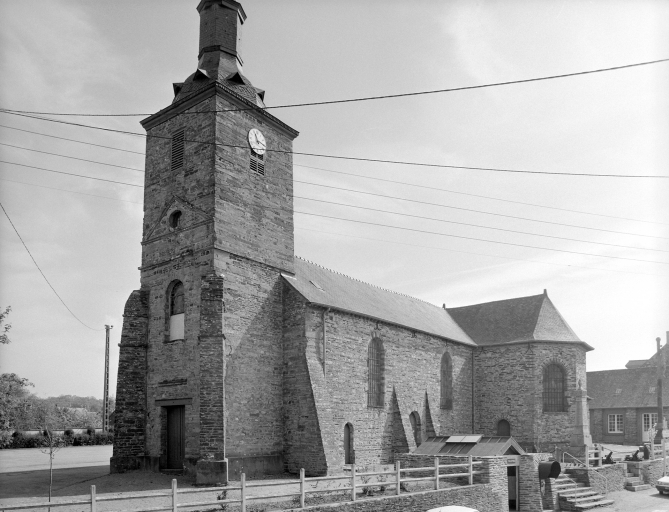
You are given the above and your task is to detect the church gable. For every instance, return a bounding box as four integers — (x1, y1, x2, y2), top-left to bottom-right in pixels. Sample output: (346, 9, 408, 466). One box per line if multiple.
(142, 196, 210, 243)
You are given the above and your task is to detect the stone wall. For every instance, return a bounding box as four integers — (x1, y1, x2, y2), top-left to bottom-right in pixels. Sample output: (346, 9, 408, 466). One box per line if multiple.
(474, 343, 587, 451)
(639, 456, 669, 484)
(566, 463, 627, 494)
(296, 302, 474, 473)
(289, 483, 504, 512)
(282, 284, 328, 476)
(111, 290, 149, 473)
(518, 453, 550, 512)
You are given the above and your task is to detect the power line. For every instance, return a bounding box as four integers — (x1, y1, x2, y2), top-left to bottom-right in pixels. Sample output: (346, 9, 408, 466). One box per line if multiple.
(0, 142, 144, 173)
(0, 201, 102, 331)
(0, 178, 143, 204)
(0, 124, 145, 155)
(2, 58, 668, 116)
(4, 120, 661, 223)
(0, 160, 143, 187)
(2, 161, 663, 254)
(294, 196, 668, 253)
(294, 179, 669, 240)
(2, 110, 667, 179)
(295, 211, 669, 266)
(296, 226, 667, 278)
(2, 139, 664, 241)
(294, 163, 669, 226)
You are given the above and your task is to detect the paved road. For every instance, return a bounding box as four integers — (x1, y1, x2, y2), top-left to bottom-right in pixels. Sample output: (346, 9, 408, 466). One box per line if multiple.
(0, 445, 113, 473)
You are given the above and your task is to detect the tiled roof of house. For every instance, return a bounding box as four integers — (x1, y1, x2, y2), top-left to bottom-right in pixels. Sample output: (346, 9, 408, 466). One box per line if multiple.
(446, 293, 590, 349)
(625, 360, 648, 369)
(283, 257, 475, 346)
(587, 367, 669, 409)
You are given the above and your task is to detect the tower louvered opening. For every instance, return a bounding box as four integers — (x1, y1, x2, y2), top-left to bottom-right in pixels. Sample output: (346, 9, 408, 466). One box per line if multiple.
(250, 151, 265, 176)
(171, 129, 185, 171)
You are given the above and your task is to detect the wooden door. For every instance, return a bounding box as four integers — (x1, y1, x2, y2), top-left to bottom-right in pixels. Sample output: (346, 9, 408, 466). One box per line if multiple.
(166, 406, 185, 469)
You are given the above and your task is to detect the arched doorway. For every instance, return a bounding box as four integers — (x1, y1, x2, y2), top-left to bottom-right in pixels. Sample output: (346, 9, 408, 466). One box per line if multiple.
(409, 411, 422, 446)
(497, 419, 511, 436)
(344, 423, 354, 464)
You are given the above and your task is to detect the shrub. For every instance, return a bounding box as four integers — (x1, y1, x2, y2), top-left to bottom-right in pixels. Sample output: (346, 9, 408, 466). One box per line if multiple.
(64, 429, 74, 437)
(86, 426, 96, 436)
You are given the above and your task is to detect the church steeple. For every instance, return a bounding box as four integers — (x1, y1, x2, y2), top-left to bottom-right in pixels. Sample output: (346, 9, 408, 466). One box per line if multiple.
(197, 0, 246, 80)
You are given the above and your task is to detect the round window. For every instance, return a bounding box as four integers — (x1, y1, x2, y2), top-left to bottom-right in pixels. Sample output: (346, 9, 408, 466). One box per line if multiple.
(169, 210, 182, 228)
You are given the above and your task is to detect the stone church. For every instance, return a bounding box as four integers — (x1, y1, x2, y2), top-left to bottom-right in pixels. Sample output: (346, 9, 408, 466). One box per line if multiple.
(111, 0, 592, 484)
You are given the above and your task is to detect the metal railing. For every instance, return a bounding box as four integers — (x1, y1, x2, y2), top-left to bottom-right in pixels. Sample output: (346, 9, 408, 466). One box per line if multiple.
(0, 456, 483, 512)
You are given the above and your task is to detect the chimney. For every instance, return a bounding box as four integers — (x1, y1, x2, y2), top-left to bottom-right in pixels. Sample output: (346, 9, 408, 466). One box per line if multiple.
(196, 0, 247, 79)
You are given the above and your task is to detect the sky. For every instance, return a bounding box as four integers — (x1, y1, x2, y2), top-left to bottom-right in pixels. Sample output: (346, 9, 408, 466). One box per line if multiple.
(0, 0, 667, 399)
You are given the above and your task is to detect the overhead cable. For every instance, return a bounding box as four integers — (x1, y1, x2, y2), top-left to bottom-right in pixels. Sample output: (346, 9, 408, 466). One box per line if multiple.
(1, 110, 666, 179)
(0, 201, 102, 331)
(2, 58, 668, 116)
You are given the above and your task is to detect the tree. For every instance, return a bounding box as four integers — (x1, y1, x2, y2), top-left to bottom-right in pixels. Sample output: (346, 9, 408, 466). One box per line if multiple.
(0, 373, 34, 430)
(0, 306, 11, 344)
(34, 403, 64, 503)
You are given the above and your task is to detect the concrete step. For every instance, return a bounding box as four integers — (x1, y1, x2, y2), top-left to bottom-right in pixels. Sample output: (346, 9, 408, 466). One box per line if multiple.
(625, 483, 651, 491)
(625, 477, 641, 484)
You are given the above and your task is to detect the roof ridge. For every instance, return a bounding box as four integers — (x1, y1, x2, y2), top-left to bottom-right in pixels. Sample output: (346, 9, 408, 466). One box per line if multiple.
(294, 255, 444, 309)
(447, 292, 545, 310)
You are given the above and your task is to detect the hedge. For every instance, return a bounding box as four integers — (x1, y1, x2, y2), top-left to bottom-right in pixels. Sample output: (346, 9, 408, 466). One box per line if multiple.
(0, 431, 113, 449)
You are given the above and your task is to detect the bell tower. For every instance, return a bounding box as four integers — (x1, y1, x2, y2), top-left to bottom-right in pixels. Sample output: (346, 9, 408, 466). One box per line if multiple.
(112, 0, 298, 484)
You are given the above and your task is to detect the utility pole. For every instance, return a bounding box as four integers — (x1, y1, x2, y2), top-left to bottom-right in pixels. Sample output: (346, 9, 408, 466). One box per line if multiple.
(655, 334, 666, 463)
(102, 325, 113, 432)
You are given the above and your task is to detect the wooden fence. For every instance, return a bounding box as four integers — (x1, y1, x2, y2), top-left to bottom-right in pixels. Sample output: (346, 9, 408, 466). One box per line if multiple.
(0, 457, 483, 512)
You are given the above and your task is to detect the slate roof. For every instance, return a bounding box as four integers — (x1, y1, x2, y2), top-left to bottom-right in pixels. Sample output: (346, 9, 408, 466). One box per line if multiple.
(446, 293, 590, 349)
(413, 435, 525, 456)
(625, 360, 648, 369)
(587, 367, 669, 409)
(283, 257, 475, 346)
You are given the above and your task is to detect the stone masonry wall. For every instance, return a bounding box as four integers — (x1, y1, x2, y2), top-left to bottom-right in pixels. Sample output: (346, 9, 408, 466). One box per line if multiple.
(299, 302, 473, 473)
(282, 284, 328, 475)
(474, 343, 587, 451)
(566, 463, 627, 494)
(137, 87, 296, 471)
(519, 453, 549, 512)
(111, 290, 149, 473)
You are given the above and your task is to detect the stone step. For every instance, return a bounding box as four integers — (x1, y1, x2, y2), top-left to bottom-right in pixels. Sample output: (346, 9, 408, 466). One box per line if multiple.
(559, 487, 594, 497)
(625, 483, 651, 491)
(625, 477, 641, 484)
(573, 499, 615, 510)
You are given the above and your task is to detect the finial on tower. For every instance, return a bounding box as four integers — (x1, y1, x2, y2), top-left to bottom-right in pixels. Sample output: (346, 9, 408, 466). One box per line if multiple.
(197, 0, 246, 79)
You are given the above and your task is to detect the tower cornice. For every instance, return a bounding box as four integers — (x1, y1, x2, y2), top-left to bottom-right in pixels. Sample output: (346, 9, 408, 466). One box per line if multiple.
(140, 81, 298, 139)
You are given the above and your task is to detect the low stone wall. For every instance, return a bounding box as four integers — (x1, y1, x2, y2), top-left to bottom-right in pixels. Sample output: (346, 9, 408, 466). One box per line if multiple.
(566, 463, 627, 494)
(282, 483, 503, 512)
(640, 457, 669, 484)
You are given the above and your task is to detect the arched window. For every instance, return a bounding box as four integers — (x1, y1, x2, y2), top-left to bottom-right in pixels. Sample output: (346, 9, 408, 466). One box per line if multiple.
(169, 281, 185, 341)
(440, 352, 453, 410)
(344, 423, 354, 464)
(497, 419, 511, 436)
(543, 363, 567, 412)
(409, 411, 422, 446)
(367, 338, 384, 407)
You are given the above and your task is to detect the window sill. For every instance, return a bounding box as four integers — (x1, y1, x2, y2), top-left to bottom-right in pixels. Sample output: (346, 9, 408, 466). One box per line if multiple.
(164, 338, 185, 344)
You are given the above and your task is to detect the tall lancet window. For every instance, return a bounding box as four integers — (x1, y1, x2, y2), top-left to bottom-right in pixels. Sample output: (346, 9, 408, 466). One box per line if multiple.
(440, 352, 453, 410)
(169, 281, 185, 341)
(367, 338, 385, 408)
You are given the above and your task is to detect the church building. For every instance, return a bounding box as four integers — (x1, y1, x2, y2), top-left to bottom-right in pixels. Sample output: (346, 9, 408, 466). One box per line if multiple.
(111, 0, 593, 484)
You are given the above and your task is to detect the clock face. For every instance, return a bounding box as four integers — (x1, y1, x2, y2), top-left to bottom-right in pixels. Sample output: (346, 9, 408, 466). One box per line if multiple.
(248, 128, 266, 155)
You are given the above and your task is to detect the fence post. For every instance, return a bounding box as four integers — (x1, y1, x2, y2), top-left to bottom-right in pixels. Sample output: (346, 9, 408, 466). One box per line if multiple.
(300, 468, 305, 509)
(351, 463, 356, 502)
(468, 456, 473, 485)
(90, 485, 96, 512)
(434, 457, 439, 490)
(396, 461, 401, 495)
(241, 473, 246, 512)
(172, 479, 177, 512)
